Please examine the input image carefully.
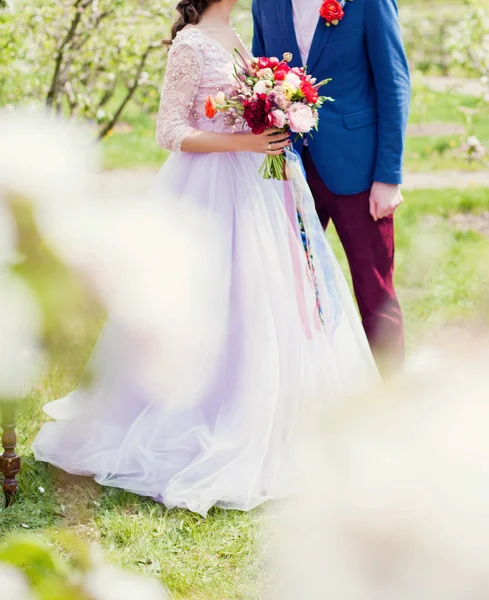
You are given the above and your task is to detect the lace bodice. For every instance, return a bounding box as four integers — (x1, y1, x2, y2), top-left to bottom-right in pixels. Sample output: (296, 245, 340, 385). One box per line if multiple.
(156, 28, 243, 153)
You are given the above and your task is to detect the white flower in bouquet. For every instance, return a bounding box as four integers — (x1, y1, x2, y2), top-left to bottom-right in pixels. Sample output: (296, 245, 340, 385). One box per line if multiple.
(215, 91, 226, 106)
(254, 79, 273, 95)
(284, 71, 302, 90)
(280, 82, 296, 101)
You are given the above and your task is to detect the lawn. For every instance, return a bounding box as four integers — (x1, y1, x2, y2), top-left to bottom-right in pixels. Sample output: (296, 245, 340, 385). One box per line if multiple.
(2, 186, 489, 599)
(405, 84, 488, 172)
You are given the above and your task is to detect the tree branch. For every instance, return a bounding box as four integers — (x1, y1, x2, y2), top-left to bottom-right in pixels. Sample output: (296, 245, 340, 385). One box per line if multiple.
(45, 0, 95, 107)
(95, 42, 161, 141)
(468, 49, 489, 78)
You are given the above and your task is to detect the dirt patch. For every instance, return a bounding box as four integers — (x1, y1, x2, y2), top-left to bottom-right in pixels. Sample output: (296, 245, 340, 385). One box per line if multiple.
(423, 212, 489, 237)
(423, 76, 484, 98)
(407, 122, 465, 137)
(403, 171, 489, 190)
(112, 121, 134, 134)
(449, 212, 489, 237)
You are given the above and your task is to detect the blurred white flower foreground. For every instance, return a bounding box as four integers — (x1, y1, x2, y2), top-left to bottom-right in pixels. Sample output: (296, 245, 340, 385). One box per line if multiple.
(0, 109, 225, 407)
(0, 539, 169, 600)
(0, 563, 34, 600)
(276, 331, 489, 600)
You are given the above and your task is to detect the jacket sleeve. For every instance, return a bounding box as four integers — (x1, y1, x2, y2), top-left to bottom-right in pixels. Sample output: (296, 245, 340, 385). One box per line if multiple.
(156, 43, 203, 153)
(365, 0, 411, 185)
(252, 0, 266, 57)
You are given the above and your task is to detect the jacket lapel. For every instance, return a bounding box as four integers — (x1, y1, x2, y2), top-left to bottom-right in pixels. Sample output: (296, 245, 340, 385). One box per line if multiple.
(277, 0, 303, 67)
(307, 16, 333, 74)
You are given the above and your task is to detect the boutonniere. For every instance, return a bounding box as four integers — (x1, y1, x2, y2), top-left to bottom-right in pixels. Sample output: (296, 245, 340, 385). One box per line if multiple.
(320, 0, 352, 27)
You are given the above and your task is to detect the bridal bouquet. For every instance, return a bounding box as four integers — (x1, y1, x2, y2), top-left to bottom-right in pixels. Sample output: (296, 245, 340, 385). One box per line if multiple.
(205, 52, 332, 180)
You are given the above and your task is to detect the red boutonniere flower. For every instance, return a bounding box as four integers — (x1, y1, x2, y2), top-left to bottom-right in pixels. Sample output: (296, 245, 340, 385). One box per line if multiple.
(320, 0, 345, 27)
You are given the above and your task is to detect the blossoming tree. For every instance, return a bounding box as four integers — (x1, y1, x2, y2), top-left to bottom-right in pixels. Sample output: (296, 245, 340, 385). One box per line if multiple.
(448, 5, 489, 165)
(1, 0, 174, 140)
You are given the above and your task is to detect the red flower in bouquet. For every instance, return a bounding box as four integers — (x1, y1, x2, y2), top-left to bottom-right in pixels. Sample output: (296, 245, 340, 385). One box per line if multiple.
(300, 80, 319, 104)
(243, 93, 273, 135)
(274, 63, 292, 81)
(205, 96, 217, 119)
(319, 0, 344, 26)
(257, 56, 280, 70)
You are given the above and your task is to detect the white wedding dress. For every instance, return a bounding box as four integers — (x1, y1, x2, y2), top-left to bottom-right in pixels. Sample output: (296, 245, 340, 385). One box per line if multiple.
(33, 28, 379, 516)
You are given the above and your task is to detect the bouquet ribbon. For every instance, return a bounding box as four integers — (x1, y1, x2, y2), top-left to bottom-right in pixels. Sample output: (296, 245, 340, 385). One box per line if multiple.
(283, 150, 323, 339)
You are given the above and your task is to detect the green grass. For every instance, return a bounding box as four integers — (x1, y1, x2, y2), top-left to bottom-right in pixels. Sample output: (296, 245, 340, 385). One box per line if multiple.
(101, 105, 168, 170)
(404, 86, 489, 172)
(2, 187, 489, 599)
(327, 188, 489, 345)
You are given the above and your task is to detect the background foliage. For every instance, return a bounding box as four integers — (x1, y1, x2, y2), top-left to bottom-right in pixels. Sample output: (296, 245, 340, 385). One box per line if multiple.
(1, 0, 488, 146)
(1, 0, 172, 139)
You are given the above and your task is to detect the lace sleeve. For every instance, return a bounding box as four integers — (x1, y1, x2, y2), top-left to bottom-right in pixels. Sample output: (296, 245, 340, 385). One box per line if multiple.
(156, 42, 203, 153)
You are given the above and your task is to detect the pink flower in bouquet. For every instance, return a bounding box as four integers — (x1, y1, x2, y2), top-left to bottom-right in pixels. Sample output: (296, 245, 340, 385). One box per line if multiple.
(291, 67, 306, 78)
(256, 67, 274, 80)
(287, 103, 316, 133)
(269, 89, 288, 110)
(271, 109, 287, 129)
(285, 72, 302, 90)
(244, 93, 273, 135)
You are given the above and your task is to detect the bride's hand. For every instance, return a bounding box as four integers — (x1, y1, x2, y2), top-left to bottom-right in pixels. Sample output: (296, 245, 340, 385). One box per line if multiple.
(237, 128, 291, 155)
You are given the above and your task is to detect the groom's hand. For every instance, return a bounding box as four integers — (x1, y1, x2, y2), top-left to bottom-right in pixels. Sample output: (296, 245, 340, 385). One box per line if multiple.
(369, 182, 403, 221)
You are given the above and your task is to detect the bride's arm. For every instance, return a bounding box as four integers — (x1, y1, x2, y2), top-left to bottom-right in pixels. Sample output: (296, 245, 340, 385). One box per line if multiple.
(156, 43, 289, 155)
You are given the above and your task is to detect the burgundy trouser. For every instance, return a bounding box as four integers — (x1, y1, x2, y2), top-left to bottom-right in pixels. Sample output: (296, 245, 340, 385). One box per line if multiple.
(302, 148, 404, 372)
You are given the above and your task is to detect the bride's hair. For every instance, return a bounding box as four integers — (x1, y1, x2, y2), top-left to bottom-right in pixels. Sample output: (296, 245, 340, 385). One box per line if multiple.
(170, 0, 223, 41)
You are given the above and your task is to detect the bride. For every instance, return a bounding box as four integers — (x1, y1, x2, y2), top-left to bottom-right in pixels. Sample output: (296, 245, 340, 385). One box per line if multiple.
(33, 0, 378, 517)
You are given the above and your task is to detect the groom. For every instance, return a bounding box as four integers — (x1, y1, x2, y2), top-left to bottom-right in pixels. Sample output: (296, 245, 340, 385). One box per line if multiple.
(252, 0, 410, 371)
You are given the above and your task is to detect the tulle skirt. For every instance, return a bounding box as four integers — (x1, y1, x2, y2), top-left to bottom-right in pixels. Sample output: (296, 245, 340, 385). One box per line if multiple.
(33, 149, 378, 516)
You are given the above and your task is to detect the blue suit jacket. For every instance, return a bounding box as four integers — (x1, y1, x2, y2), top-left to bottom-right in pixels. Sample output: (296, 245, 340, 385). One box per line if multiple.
(252, 0, 411, 195)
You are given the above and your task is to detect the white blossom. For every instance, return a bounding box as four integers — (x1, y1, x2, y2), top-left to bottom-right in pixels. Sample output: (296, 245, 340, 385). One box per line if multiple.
(0, 564, 34, 600)
(84, 566, 169, 600)
(276, 334, 489, 600)
(0, 270, 44, 399)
